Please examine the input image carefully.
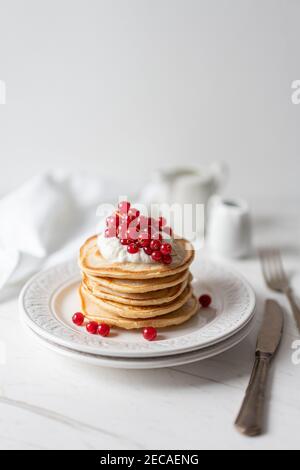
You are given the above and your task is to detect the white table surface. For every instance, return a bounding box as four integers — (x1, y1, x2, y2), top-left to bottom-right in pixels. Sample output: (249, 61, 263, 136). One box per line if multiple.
(0, 199, 299, 450)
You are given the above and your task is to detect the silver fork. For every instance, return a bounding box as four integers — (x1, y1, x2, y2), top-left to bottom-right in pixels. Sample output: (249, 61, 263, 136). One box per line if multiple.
(259, 249, 300, 332)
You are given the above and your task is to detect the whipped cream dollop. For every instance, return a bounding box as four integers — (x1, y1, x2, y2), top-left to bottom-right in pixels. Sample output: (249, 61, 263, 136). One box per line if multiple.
(97, 232, 174, 264)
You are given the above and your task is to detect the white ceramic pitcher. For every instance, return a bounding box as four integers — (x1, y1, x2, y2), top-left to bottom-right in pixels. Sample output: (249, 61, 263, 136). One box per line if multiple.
(207, 196, 253, 259)
(143, 163, 228, 207)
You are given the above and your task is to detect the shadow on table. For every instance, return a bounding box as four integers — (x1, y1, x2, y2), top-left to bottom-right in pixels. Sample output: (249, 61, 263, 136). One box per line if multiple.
(69, 329, 258, 391)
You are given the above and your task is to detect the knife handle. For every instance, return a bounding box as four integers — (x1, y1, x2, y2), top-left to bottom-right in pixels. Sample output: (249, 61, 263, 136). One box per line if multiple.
(235, 354, 270, 437)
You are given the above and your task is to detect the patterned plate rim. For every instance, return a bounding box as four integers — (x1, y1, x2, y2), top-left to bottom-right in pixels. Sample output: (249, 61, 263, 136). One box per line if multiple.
(22, 315, 256, 369)
(19, 259, 256, 358)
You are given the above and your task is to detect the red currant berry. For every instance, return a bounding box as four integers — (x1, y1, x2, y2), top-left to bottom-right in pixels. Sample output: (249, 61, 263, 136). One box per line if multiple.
(138, 233, 150, 247)
(130, 217, 140, 229)
(106, 216, 113, 227)
(106, 214, 119, 228)
(117, 224, 128, 239)
(97, 323, 110, 337)
(143, 327, 157, 341)
(127, 243, 139, 254)
(152, 231, 163, 242)
(105, 227, 116, 238)
(138, 215, 148, 230)
(162, 254, 172, 265)
(150, 239, 161, 251)
(148, 219, 157, 235)
(86, 321, 98, 334)
(151, 250, 162, 262)
(163, 226, 173, 237)
(127, 226, 139, 240)
(118, 201, 131, 214)
(160, 243, 172, 255)
(152, 219, 160, 230)
(140, 226, 151, 235)
(159, 217, 167, 229)
(199, 294, 212, 308)
(143, 246, 153, 256)
(138, 229, 147, 237)
(72, 312, 85, 326)
(120, 238, 130, 245)
(128, 208, 140, 219)
(122, 214, 135, 226)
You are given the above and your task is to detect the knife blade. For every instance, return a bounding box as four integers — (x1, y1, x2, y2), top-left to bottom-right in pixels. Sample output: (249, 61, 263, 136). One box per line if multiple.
(256, 299, 284, 357)
(235, 299, 284, 436)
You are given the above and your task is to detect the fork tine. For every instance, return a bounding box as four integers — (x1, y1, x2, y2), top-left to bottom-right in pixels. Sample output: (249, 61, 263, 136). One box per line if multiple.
(273, 249, 288, 283)
(272, 249, 282, 284)
(260, 248, 289, 292)
(267, 250, 278, 285)
(259, 249, 273, 288)
(270, 249, 281, 284)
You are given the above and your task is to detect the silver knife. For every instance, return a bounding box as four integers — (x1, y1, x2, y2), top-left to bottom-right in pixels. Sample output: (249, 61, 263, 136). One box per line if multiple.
(235, 299, 284, 437)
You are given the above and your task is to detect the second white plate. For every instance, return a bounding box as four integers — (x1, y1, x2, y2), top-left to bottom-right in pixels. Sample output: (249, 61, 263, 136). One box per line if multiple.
(23, 316, 256, 369)
(19, 257, 256, 358)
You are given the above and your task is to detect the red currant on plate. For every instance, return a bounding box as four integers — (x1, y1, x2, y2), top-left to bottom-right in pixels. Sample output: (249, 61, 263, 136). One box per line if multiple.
(97, 323, 110, 337)
(72, 312, 85, 326)
(86, 321, 98, 334)
(160, 243, 172, 255)
(199, 294, 212, 308)
(143, 327, 157, 341)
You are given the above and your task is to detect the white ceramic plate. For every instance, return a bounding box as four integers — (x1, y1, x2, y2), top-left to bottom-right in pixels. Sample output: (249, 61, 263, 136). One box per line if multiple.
(19, 258, 256, 358)
(22, 315, 255, 369)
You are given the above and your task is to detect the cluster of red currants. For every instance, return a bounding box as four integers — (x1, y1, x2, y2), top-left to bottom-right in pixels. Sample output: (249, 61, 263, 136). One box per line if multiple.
(72, 312, 157, 341)
(105, 201, 173, 265)
(72, 312, 110, 337)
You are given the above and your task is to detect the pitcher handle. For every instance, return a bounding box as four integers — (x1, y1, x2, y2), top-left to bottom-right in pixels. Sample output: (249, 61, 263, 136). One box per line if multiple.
(211, 162, 229, 191)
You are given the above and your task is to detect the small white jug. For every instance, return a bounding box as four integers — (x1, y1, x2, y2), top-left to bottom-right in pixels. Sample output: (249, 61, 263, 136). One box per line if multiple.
(207, 196, 253, 259)
(142, 163, 228, 208)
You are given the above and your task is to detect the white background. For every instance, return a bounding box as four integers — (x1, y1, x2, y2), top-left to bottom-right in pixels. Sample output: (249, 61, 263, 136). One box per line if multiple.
(1, 1, 300, 451)
(0, 0, 299, 200)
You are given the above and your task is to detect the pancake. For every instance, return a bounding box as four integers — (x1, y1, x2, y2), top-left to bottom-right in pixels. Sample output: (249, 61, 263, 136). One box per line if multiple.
(83, 274, 191, 306)
(79, 235, 194, 279)
(80, 283, 193, 319)
(85, 269, 191, 294)
(81, 292, 199, 330)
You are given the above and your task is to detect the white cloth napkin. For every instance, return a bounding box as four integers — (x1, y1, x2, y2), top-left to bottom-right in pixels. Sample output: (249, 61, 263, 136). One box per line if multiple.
(0, 170, 130, 297)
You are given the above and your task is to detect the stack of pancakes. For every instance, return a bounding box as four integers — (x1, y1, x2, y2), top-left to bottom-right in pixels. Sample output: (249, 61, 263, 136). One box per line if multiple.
(79, 236, 198, 330)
